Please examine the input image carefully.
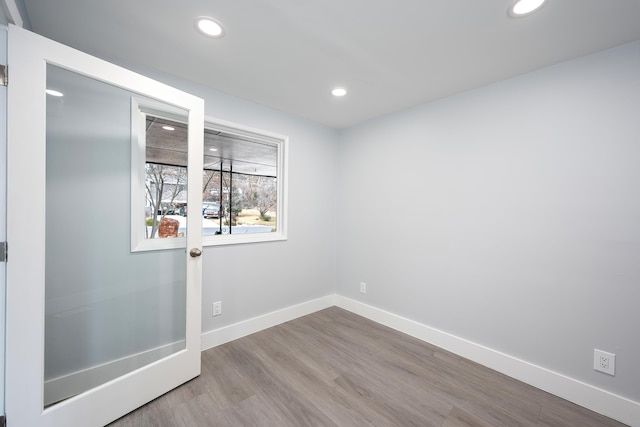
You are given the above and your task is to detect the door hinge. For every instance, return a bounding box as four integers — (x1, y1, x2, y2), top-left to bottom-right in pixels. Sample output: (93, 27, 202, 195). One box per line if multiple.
(0, 65, 6, 86)
(0, 242, 7, 262)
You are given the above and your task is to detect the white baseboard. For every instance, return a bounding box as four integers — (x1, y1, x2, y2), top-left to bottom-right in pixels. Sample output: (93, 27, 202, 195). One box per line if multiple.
(200, 294, 336, 350)
(334, 295, 640, 427)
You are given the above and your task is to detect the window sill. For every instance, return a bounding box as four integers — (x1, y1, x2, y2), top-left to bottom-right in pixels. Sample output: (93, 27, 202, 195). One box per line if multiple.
(203, 231, 287, 247)
(131, 231, 287, 252)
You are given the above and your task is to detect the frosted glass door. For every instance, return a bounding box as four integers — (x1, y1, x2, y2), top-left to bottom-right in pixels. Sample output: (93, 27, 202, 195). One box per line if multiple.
(43, 64, 188, 406)
(6, 25, 204, 427)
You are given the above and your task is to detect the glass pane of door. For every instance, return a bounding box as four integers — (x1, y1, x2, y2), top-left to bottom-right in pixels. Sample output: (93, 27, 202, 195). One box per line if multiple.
(43, 64, 187, 407)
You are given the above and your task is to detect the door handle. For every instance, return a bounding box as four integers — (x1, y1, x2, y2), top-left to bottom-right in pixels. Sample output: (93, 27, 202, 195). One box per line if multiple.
(189, 248, 202, 258)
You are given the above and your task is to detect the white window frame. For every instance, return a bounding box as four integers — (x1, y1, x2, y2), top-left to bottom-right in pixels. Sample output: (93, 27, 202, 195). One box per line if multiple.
(202, 116, 288, 247)
(130, 107, 288, 251)
(131, 97, 189, 252)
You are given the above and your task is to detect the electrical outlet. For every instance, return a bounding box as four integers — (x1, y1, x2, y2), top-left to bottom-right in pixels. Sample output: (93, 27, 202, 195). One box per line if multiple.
(593, 349, 615, 376)
(213, 301, 222, 316)
(360, 282, 367, 294)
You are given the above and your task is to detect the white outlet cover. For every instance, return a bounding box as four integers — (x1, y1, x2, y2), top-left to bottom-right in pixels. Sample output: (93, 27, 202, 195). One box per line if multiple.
(213, 301, 222, 316)
(593, 348, 615, 376)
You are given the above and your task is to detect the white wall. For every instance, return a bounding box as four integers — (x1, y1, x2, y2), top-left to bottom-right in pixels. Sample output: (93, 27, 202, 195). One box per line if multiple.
(336, 41, 640, 402)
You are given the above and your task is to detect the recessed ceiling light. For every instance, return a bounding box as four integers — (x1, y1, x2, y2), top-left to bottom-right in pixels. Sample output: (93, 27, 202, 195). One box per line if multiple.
(331, 87, 348, 97)
(46, 89, 64, 97)
(162, 125, 175, 131)
(509, 0, 546, 17)
(209, 148, 218, 152)
(195, 16, 225, 38)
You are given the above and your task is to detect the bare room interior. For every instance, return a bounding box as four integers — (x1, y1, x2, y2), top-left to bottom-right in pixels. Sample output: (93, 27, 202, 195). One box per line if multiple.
(1, 0, 639, 426)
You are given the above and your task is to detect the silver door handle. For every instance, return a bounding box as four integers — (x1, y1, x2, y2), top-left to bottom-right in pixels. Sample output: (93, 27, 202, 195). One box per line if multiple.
(189, 248, 202, 258)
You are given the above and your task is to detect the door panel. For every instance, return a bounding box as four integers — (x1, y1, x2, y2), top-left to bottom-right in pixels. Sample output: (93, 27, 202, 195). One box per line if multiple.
(43, 64, 189, 406)
(6, 25, 204, 426)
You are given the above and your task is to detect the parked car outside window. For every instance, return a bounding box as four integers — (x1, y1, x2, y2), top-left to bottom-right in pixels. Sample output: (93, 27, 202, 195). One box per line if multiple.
(203, 203, 222, 218)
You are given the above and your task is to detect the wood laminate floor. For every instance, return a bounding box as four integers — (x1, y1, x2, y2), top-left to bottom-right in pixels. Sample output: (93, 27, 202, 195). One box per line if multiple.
(108, 307, 628, 426)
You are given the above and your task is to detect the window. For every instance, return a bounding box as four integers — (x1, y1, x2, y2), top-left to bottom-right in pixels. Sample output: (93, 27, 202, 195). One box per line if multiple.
(131, 99, 287, 251)
(202, 118, 288, 246)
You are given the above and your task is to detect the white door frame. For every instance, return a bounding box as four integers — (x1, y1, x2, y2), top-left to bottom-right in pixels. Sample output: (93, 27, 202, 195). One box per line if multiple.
(0, 25, 8, 420)
(5, 25, 204, 426)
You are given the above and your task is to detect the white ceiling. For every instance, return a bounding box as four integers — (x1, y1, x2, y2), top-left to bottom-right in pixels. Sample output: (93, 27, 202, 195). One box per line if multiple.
(22, 0, 640, 129)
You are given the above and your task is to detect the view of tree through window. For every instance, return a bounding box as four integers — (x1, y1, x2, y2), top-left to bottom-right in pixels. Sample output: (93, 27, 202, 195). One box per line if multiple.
(143, 115, 280, 241)
(201, 171, 277, 236)
(145, 163, 187, 238)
